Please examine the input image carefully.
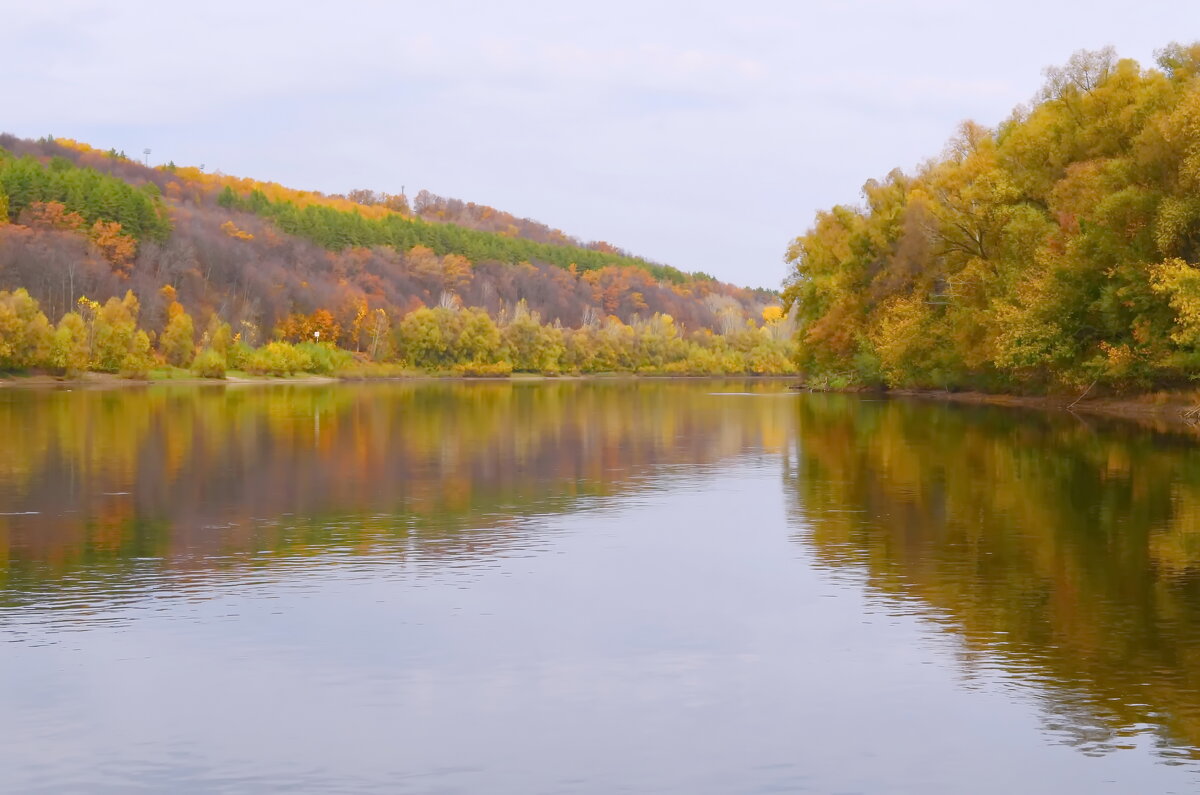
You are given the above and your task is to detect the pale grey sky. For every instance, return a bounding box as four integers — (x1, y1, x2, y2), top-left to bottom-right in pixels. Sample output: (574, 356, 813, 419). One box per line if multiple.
(4, 1, 1196, 288)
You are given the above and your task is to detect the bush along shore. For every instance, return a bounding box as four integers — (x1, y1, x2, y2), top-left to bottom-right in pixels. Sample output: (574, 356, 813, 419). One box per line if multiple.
(0, 287, 799, 382)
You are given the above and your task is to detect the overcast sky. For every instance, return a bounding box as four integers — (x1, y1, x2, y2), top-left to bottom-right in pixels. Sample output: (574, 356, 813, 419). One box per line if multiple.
(4, 1, 1195, 288)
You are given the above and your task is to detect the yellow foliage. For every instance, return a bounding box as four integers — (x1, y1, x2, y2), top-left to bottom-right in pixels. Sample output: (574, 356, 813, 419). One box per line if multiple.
(220, 220, 254, 241)
(1150, 258, 1200, 346)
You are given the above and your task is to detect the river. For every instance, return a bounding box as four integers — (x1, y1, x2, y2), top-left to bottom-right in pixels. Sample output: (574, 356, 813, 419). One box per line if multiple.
(1, 381, 1198, 793)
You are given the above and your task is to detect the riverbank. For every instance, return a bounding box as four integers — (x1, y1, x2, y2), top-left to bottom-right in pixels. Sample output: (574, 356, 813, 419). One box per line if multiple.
(886, 387, 1200, 431)
(0, 371, 800, 390)
(0, 372, 343, 389)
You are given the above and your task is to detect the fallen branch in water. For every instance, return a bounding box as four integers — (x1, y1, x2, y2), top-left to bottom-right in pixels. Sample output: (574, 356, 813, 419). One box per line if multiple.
(1067, 380, 1097, 410)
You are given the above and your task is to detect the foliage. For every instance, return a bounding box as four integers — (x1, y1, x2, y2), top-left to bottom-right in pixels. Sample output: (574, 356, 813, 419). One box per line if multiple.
(50, 312, 89, 376)
(0, 289, 52, 370)
(502, 301, 564, 372)
(219, 184, 694, 284)
(159, 301, 195, 367)
(191, 348, 227, 379)
(226, 341, 253, 371)
(783, 43, 1200, 392)
(0, 150, 170, 241)
(119, 330, 154, 379)
(276, 309, 341, 344)
(245, 341, 315, 376)
(396, 306, 502, 370)
(0, 288, 796, 379)
(293, 341, 353, 375)
(0, 135, 777, 341)
(453, 360, 514, 377)
(90, 291, 140, 371)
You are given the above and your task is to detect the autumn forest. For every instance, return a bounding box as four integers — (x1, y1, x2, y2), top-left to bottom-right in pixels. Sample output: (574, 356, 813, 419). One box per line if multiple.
(784, 43, 1200, 393)
(6, 43, 1200, 391)
(0, 134, 792, 379)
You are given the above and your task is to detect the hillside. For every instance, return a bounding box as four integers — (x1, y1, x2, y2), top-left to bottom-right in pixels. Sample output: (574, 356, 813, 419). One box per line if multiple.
(0, 134, 771, 332)
(783, 42, 1200, 393)
(0, 135, 794, 377)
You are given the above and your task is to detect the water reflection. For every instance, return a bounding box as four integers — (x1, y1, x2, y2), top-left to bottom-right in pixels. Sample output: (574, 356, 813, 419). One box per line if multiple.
(0, 380, 793, 612)
(8, 382, 1200, 790)
(786, 394, 1200, 762)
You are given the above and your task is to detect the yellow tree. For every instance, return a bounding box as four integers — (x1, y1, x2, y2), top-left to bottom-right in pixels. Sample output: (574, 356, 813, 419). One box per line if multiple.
(160, 300, 195, 367)
(0, 289, 53, 370)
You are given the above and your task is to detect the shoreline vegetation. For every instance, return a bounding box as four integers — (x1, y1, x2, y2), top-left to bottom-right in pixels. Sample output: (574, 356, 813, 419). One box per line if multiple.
(0, 286, 799, 384)
(0, 132, 777, 350)
(0, 136, 798, 385)
(782, 44, 1200, 398)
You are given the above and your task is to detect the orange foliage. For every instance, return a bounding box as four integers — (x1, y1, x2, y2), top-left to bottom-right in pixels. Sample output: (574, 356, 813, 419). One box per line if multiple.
(20, 201, 85, 231)
(407, 245, 441, 280)
(276, 309, 342, 343)
(166, 165, 403, 221)
(89, 220, 137, 276)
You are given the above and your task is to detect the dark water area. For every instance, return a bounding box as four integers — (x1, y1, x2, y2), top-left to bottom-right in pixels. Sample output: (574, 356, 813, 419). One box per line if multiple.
(2, 381, 1200, 793)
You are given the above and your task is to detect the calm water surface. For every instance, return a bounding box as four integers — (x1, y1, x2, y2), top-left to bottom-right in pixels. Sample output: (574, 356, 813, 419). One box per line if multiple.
(2, 381, 1200, 793)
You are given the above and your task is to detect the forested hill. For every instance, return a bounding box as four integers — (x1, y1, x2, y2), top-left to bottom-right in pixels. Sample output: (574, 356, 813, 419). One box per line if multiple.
(0, 133, 773, 335)
(783, 42, 1200, 393)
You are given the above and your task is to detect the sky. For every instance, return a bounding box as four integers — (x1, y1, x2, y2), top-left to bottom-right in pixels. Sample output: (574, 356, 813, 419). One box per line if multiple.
(4, 0, 1196, 288)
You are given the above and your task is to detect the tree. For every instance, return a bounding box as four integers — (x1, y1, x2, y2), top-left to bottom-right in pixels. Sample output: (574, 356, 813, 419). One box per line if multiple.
(119, 330, 154, 379)
(89, 220, 137, 275)
(91, 291, 140, 371)
(502, 301, 563, 372)
(160, 300, 195, 367)
(50, 312, 89, 376)
(202, 314, 233, 356)
(0, 289, 52, 370)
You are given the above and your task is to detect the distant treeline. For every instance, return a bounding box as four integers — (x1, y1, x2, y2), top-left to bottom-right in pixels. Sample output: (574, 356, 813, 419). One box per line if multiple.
(784, 43, 1200, 392)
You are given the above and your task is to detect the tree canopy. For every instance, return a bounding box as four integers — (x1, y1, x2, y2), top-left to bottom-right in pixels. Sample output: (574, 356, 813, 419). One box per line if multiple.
(783, 43, 1200, 392)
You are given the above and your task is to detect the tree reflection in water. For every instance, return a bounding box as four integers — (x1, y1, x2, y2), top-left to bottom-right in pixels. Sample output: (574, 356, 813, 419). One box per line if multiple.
(786, 394, 1200, 763)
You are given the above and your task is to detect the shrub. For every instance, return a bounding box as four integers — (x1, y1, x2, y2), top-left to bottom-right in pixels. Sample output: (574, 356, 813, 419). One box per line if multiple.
(245, 341, 313, 376)
(294, 341, 353, 375)
(452, 360, 514, 377)
(226, 341, 253, 371)
(191, 348, 227, 379)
